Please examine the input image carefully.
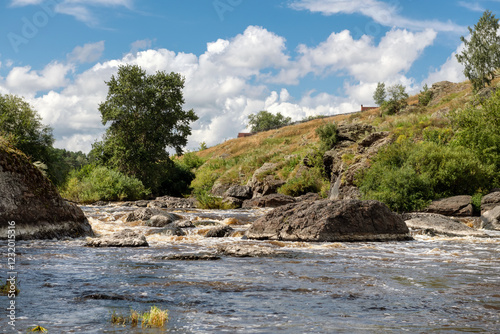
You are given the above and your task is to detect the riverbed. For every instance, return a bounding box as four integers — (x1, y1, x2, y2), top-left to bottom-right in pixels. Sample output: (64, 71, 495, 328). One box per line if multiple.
(1, 204, 499, 333)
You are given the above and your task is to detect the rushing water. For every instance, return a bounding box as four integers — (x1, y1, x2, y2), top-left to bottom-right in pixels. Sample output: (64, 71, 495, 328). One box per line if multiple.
(1, 204, 499, 333)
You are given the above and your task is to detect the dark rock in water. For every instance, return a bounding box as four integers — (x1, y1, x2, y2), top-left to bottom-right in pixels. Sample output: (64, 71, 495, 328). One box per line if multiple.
(481, 192, 500, 214)
(86, 229, 149, 247)
(134, 200, 150, 207)
(225, 185, 252, 199)
(0, 143, 93, 240)
(153, 196, 197, 208)
(174, 220, 195, 228)
(158, 253, 221, 261)
(481, 206, 500, 231)
(145, 214, 180, 227)
(155, 226, 186, 236)
(216, 243, 293, 258)
(125, 208, 182, 223)
(403, 213, 489, 237)
(242, 193, 295, 209)
(424, 196, 473, 217)
(205, 225, 234, 238)
(246, 199, 411, 242)
(92, 201, 110, 206)
(79, 292, 131, 301)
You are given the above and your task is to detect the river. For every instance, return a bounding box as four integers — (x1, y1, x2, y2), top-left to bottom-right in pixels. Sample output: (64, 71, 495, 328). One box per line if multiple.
(1, 204, 499, 333)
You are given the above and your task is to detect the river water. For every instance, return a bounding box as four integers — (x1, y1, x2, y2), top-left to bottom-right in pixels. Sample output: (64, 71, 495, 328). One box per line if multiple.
(1, 204, 499, 333)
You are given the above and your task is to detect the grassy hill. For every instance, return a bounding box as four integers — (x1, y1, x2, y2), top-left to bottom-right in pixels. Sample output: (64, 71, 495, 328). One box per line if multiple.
(183, 77, 500, 212)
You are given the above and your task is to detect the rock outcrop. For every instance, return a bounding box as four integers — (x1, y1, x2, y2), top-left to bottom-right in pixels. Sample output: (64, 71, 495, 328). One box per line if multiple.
(424, 196, 473, 217)
(481, 192, 500, 214)
(246, 199, 411, 242)
(246, 163, 285, 198)
(481, 206, 500, 231)
(0, 143, 93, 240)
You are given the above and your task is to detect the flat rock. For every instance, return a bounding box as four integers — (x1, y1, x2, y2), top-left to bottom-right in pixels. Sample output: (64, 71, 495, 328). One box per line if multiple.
(424, 195, 473, 217)
(246, 199, 411, 242)
(216, 244, 293, 258)
(403, 213, 489, 237)
(224, 185, 252, 199)
(86, 229, 149, 247)
(145, 214, 181, 227)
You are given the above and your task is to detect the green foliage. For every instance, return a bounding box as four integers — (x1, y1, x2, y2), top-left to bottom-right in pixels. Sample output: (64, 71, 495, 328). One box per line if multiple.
(358, 139, 494, 212)
(315, 122, 338, 151)
(456, 10, 500, 91)
(178, 152, 205, 170)
(199, 141, 208, 151)
(451, 89, 500, 170)
(91, 64, 198, 195)
(373, 82, 386, 106)
(194, 190, 235, 210)
(248, 110, 292, 132)
(418, 83, 433, 106)
(278, 167, 327, 197)
(62, 165, 150, 203)
(380, 84, 409, 115)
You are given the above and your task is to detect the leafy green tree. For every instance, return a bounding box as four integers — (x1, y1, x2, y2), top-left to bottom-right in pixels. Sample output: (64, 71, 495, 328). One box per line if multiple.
(456, 10, 500, 91)
(0, 93, 54, 164)
(91, 65, 198, 194)
(381, 84, 409, 115)
(248, 110, 291, 132)
(418, 83, 433, 106)
(373, 82, 386, 106)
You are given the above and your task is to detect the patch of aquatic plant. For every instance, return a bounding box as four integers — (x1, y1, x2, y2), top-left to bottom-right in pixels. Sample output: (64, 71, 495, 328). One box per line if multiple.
(0, 278, 19, 296)
(111, 306, 168, 328)
(28, 326, 48, 332)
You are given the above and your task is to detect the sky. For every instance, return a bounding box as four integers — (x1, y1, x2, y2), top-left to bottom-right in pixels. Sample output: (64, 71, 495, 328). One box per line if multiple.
(0, 0, 499, 154)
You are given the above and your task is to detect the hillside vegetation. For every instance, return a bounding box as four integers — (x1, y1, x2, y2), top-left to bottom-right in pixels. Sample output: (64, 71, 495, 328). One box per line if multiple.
(183, 78, 500, 212)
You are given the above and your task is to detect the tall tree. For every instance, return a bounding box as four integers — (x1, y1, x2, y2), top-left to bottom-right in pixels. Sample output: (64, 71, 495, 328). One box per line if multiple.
(456, 10, 500, 91)
(248, 110, 292, 132)
(373, 82, 386, 106)
(92, 65, 198, 193)
(0, 93, 54, 163)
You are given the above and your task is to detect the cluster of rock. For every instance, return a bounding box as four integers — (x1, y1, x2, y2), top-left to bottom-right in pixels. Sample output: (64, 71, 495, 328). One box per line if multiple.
(0, 144, 92, 240)
(404, 193, 500, 237)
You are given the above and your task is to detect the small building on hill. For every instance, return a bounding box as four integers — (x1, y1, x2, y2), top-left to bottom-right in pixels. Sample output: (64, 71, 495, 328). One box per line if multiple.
(360, 105, 377, 112)
(238, 132, 254, 138)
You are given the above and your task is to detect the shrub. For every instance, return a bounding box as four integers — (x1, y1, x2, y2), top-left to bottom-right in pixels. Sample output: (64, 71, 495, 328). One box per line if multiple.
(62, 165, 150, 203)
(357, 139, 494, 212)
(418, 83, 433, 106)
(315, 122, 338, 151)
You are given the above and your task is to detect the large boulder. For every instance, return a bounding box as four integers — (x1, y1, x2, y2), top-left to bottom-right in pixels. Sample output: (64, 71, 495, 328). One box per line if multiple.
(0, 143, 93, 240)
(424, 196, 473, 217)
(403, 213, 489, 237)
(242, 193, 295, 209)
(481, 192, 500, 214)
(224, 185, 252, 199)
(246, 199, 411, 242)
(86, 229, 148, 247)
(480, 206, 500, 231)
(205, 225, 234, 238)
(246, 163, 285, 198)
